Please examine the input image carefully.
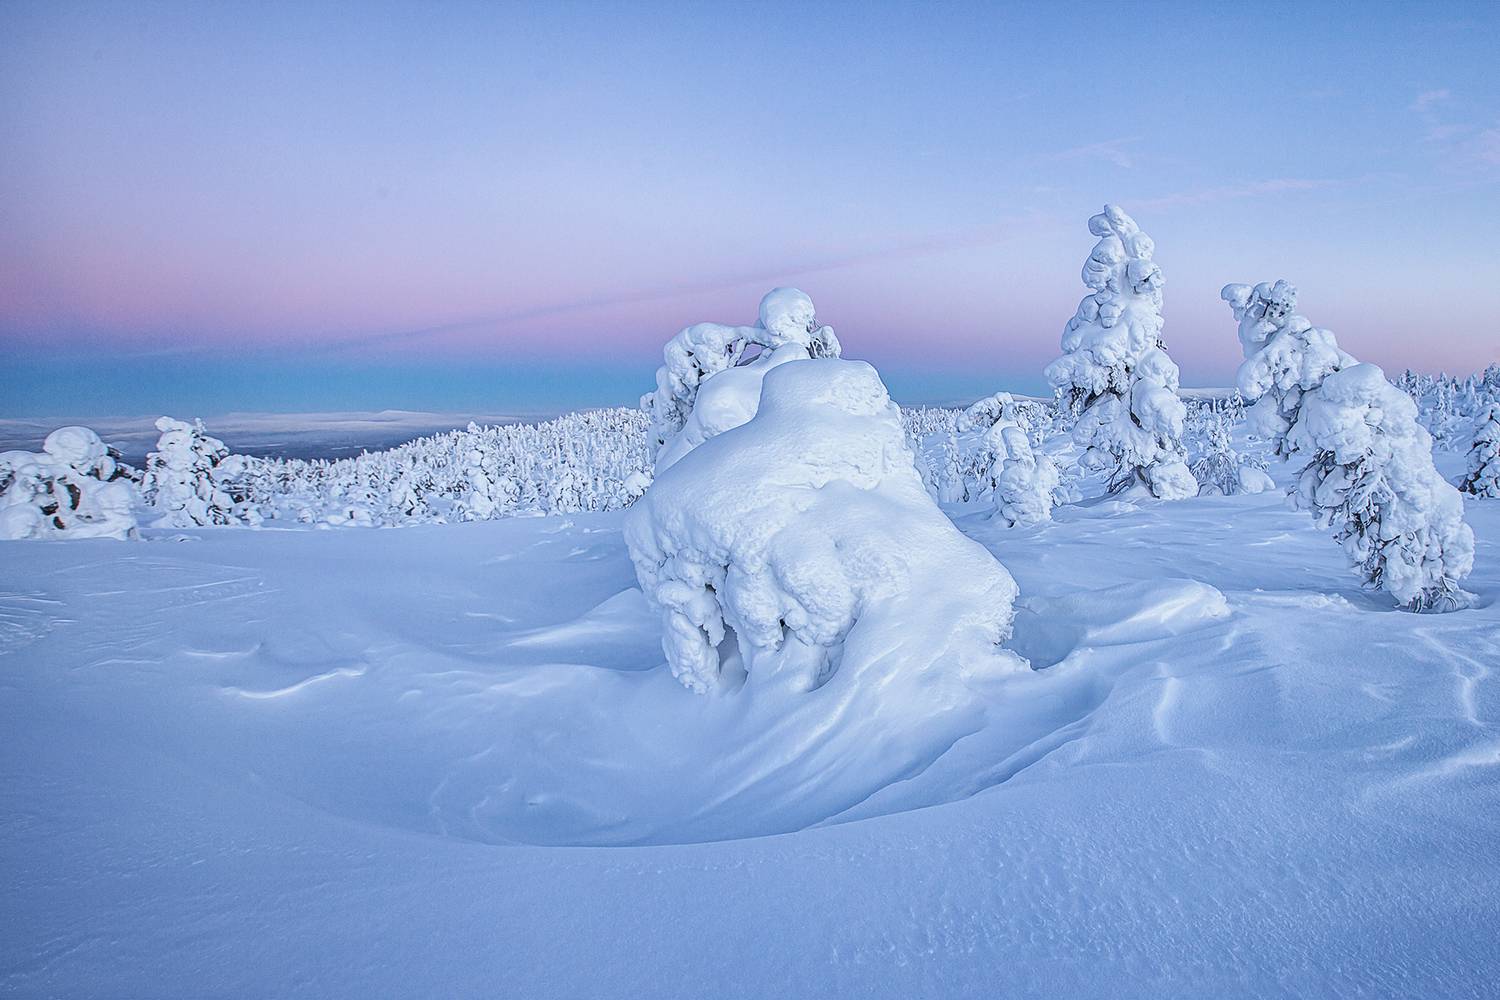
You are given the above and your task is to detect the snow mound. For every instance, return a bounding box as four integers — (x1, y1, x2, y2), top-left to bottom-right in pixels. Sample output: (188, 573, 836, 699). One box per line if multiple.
(627, 357, 1024, 694)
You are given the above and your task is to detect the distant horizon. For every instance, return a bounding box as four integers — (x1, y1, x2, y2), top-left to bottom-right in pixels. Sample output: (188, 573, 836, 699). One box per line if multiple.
(4, 2, 1498, 416)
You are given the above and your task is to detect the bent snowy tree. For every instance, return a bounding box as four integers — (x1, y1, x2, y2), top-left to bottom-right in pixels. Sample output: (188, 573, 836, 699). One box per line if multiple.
(1045, 205, 1196, 500)
(641, 287, 841, 470)
(1224, 280, 1475, 612)
(625, 358, 1024, 695)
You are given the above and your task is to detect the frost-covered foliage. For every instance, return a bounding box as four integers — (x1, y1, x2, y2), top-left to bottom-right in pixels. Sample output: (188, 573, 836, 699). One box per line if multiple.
(142, 417, 250, 527)
(625, 359, 1023, 695)
(240, 409, 653, 526)
(1460, 404, 1500, 498)
(963, 392, 1062, 525)
(1395, 366, 1500, 445)
(1184, 396, 1273, 496)
(0, 427, 138, 540)
(1045, 205, 1196, 499)
(1225, 280, 1474, 611)
(642, 287, 840, 468)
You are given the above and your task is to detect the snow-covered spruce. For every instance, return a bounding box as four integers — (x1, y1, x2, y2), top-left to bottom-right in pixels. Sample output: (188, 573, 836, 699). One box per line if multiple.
(962, 392, 1062, 525)
(1460, 403, 1500, 498)
(0, 427, 138, 540)
(625, 358, 1024, 695)
(1224, 281, 1474, 611)
(642, 287, 841, 470)
(142, 417, 247, 528)
(1045, 205, 1196, 499)
(1185, 398, 1273, 496)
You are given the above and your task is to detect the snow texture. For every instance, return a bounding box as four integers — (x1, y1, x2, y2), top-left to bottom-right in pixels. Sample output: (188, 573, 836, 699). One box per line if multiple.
(626, 358, 1023, 694)
(1225, 280, 1475, 611)
(642, 287, 840, 469)
(0, 426, 138, 540)
(1045, 206, 1196, 500)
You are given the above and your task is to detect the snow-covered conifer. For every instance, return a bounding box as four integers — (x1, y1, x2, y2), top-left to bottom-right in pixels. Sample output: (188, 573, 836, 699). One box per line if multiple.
(142, 417, 244, 527)
(0, 426, 138, 540)
(1224, 281, 1474, 611)
(1045, 205, 1196, 499)
(964, 392, 1061, 525)
(1460, 404, 1500, 498)
(642, 288, 840, 469)
(626, 359, 1024, 695)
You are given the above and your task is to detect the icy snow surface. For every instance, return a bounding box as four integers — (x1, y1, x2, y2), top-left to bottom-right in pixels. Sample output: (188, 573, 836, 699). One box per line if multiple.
(3, 454, 1499, 997)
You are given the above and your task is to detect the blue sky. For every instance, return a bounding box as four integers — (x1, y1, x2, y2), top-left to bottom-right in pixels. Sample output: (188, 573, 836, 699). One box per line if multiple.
(2, 1, 1498, 416)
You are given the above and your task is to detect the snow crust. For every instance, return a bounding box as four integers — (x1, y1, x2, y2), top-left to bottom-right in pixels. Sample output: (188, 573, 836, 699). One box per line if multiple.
(626, 358, 1023, 694)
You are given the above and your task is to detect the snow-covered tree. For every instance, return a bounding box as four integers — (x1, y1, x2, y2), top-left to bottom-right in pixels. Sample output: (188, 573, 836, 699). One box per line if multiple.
(963, 392, 1062, 525)
(0, 426, 138, 540)
(1186, 399, 1272, 496)
(642, 287, 841, 469)
(1045, 205, 1196, 499)
(625, 358, 1024, 695)
(1224, 280, 1474, 611)
(142, 417, 244, 527)
(1460, 404, 1500, 498)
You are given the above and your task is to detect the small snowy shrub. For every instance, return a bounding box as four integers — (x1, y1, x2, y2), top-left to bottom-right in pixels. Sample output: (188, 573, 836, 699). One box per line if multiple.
(1187, 400, 1272, 496)
(0, 427, 138, 540)
(1224, 281, 1474, 611)
(142, 417, 246, 527)
(1045, 205, 1196, 499)
(642, 287, 840, 469)
(964, 392, 1061, 525)
(1460, 404, 1500, 498)
(625, 359, 1023, 695)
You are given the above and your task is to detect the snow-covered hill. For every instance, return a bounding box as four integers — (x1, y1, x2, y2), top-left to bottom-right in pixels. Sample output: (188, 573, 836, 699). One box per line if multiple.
(3, 451, 1497, 998)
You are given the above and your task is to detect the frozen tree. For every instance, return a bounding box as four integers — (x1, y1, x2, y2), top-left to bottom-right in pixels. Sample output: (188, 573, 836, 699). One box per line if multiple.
(963, 392, 1062, 525)
(642, 287, 841, 469)
(1186, 400, 1273, 496)
(1045, 205, 1196, 499)
(1224, 280, 1474, 611)
(1460, 404, 1500, 498)
(625, 359, 1024, 695)
(0, 426, 138, 540)
(142, 417, 244, 527)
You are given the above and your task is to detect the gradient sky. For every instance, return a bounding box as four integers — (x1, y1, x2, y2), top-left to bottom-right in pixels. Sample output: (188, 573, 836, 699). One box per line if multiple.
(3, 1, 1498, 417)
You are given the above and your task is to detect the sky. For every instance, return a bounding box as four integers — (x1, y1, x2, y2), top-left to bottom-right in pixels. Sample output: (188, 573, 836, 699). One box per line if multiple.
(2, 1, 1498, 418)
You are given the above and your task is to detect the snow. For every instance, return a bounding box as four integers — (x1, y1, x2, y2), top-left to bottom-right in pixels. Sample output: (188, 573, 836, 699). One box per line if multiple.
(1046, 205, 1196, 499)
(0, 426, 137, 540)
(3, 450, 1499, 998)
(625, 358, 1022, 693)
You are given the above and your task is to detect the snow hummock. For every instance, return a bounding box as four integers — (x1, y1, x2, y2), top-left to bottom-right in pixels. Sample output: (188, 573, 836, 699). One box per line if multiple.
(626, 358, 1024, 694)
(1045, 205, 1196, 499)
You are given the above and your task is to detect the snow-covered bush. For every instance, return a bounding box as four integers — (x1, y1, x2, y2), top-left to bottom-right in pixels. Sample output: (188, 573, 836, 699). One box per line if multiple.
(1045, 205, 1196, 499)
(142, 417, 245, 527)
(1186, 398, 1272, 496)
(963, 392, 1062, 525)
(1224, 281, 1474, 611)
(0, 427, 138, 540)
(642, 287, 840, 469)
(1460, 404, 1500, 498)
(625, 359, 1024, 695)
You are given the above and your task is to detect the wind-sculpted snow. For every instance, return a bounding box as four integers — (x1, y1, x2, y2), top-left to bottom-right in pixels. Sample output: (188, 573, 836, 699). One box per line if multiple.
(1046, 205, 1196, 499)
(626, 358, 1024, 694)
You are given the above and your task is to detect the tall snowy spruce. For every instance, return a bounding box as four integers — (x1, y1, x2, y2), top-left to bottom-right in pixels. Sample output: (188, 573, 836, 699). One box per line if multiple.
(1224, 281, 1474, 612)
(1460, 404, 1500, 498)
(641, 287, 841, 470)
(1045, 205, 1196, 499)
(142, 417, 245, 527)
